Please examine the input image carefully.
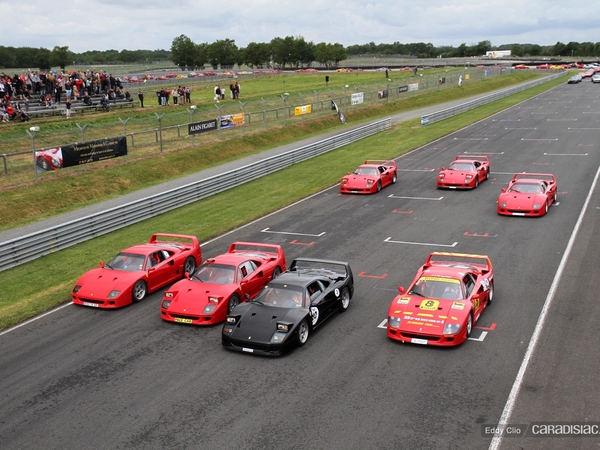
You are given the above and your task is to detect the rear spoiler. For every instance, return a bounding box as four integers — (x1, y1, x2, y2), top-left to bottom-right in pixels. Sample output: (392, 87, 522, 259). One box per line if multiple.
(364, 159, 395, 166)
(424, 252, 492, 274)
(148, 233, 199, 248)
(290, 258, 352, 279)
(511, 173, 556, 183)
(454, 155, 489, 164)
(227, 242, 286, 263)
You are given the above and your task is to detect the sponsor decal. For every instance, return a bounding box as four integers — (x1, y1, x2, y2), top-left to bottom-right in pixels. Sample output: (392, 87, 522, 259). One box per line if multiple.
(188, 119, 217, 135)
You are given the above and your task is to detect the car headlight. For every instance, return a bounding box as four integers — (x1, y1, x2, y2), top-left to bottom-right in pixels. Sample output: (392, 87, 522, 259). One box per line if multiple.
(533, 203, 542, 210)
(443, 323, 461, 335)
(499, 202, 507, 208)
(366, 179, 375, 188)
(203, 305, 217, 314)
(223, 324, 235, 335)
(465, 174, 473, 180)
(438, 173, 445, 179)
(73, 285, 82, 294)
(161, 300, 171, 309)
(208, 297, 219, 303)
(388, 316, 401, 328)
(341, 178, 348, 185)
(107, 290, 120, 298)
(164, 292, 174, 298)
(276, 323, 290, 332)
(52, 158, 60, 167)
(226, 316, 238, 324)
(270, 331, 287, 343)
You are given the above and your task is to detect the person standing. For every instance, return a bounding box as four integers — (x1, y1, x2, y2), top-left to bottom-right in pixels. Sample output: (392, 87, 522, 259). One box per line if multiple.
(65, 97, 71, 118)
(171, 87, 178, 105)
(138, 88, 144, 107)
(234, 81, 240, 99)
(325, 75, 329, 86)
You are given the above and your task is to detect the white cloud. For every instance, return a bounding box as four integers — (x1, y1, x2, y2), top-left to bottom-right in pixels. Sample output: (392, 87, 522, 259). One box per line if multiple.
(3, 0, 599, 53)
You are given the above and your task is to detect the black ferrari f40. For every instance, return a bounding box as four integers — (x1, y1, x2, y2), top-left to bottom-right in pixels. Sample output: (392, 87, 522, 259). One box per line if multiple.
(222, 258, 354, 355)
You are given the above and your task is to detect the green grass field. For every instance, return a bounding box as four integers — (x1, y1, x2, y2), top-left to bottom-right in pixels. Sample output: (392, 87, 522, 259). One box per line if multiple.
(0, 71, 567, 330)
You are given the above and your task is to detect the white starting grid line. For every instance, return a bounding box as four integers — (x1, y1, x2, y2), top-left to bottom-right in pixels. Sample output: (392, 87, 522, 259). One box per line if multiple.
(384, 237, 458, 248)
(261, 228, 326, 237)
(396, 169, 436, 172)
(544, 152, 588, 156)
(388, 194, 444, 201)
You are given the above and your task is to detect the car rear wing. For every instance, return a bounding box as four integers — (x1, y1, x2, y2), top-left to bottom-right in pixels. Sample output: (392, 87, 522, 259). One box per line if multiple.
(227, 242, 286, 263)
(511, 173, 556, 183)
(148, 233, 199, 249)
(290, 258, 352, 280)
(454, 155, 489, 164)
(364, 160, 396, 168)
(424, 252, 492, 274)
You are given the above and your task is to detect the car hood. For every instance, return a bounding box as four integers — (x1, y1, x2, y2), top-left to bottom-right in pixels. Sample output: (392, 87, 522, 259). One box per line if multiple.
(389, 296, 468, 333)
(229, 303, 306, 343)
(440, 169, 474, 181)
(76, 267, 141, 298)
(167, 279, 239, 312)
(498, 192, 546, 209)
(343, 174, 376, 188)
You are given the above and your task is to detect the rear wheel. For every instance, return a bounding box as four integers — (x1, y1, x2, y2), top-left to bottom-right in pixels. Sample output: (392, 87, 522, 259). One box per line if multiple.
(297, 320, 310, 346)
(338, 287, 350, 312)
(228, 294, 240, 313)
(183, 257, 196, 276)
(132, 280, 147, 303)
(272, 266, 282, 279)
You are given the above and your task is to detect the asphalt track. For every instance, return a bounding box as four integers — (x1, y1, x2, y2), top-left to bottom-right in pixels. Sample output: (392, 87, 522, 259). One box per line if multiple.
(1, 79, 599, 450)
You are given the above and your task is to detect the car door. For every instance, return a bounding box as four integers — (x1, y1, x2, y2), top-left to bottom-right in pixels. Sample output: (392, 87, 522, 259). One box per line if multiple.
(146, 250, 176, 290)
(238, 260, 265, 299)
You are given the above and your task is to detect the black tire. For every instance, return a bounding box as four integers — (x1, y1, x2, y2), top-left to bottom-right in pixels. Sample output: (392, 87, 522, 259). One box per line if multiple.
(487, 281, 494, 305)
(228, 294, 240, 313)
(338, 287, 350, 312)
(272, 266, 282, 279)
(486, 170, 490, 180)
(392, 172, 397, 184)
(132, 280, 147, 303)
(297, 320, 310, 346)
(376, 181, 382, 192)
(553, 193, 557, 204)
(474, 177, 479, 188)
(544, 202, 549, 215)
(466, 313, 473, 339)
(183, 257, 196, 277)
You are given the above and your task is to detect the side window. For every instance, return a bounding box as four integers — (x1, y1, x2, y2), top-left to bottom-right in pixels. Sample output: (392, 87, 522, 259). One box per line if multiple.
(379, 166, 385, 174)
(238, 261, 257, 280)
(540, 182, 547, 193)
(464, 274, 476, 298)
(307, 282, 322, 301)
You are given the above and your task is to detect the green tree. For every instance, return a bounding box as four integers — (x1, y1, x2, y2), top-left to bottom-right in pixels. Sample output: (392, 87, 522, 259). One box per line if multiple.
(270, 36, 295, 68)
(331, 43, 347, 66)
(50, 46, 72, 70)
(35, 48, 51, 71)
(240, 42, 271, 68)
(207, 39, 238, 69)
(171, 34, 196, 69)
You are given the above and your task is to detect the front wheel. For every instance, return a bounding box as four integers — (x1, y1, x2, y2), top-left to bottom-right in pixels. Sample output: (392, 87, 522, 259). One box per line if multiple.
(466, 314, 473, 339)
(132, 280, 147, 303)
(392, 172, 397, 184)
(228, 294, 240, 313)
(474, 177, 479, 188)
(487, 281, 494, 305)
(376, 181, 382, 192)
(338, 287, 350, 312)
(297, 320, 310, 346)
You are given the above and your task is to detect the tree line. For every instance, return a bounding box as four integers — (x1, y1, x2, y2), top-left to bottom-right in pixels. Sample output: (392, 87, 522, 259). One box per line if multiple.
(2, 38, 600, 71)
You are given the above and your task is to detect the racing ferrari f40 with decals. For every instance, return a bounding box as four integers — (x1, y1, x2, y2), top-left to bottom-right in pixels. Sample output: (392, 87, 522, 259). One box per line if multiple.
(387, 252, 494, 347)
(497, 173, 557, 216)
(160, 242, 287, 325)
(222, 258, 354, 355)
(340, 160, 398, 194)
(436, 155, 490, 189)
(72, 234, 201, 308)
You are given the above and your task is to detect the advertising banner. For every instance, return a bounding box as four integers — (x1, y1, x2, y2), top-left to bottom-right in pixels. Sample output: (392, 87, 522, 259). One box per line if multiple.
(35, 137, 127, 171)
(220, 114, 245, 129)
(398, 85, 409, 94)
(351, 92, 364, 105)
(294, 105, 312, 116)
(188, 119, 217, 135)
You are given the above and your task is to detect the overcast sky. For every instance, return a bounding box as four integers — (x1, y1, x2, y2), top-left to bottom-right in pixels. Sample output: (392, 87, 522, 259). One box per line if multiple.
(6, 0, 599, 53)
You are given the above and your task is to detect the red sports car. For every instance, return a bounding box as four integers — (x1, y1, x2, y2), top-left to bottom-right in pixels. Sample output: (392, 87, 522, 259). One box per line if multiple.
(72, 234, 201, 308)
(160, 242, 286, 325)
(340, 160, 398, 194)
(35, 147, 63, 171)
(497, 173, 557, 216)
(437, 155, 490, 189)
(387, 252, 495, 347)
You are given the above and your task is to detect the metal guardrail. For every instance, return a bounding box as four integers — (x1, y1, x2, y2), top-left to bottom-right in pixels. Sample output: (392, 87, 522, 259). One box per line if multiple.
(0, 118, 391, 272)
(420, 71, 568, 126)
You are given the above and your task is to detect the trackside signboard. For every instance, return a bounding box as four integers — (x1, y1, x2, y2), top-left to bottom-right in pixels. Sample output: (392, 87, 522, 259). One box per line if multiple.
(35, 137, 128, 171)
(188, 119, 218, 135)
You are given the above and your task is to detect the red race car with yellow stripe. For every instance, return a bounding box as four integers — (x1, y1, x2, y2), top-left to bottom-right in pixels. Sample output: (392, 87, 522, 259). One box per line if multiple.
(160, 242, 286, 325)
(387, 252, 494, 347)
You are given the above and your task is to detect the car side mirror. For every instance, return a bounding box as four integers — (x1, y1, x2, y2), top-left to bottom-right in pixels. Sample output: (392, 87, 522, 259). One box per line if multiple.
(99, 260, 104, 268)
(397, 286, 406, 294)
(184, 272, 190, 280)
(441, 167, 446, 171)
(501, 188, 506, 193)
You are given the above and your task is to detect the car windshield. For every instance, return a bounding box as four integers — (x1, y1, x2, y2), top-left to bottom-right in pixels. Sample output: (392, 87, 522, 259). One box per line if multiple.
(509, 182, 543, 194)
(192, 264, 235, 284)
(255, 284, 305, 308)
(409, 277, 464, 300)
(448, 162, 474, 171)
(106, 253, 145, 272)
(354, 167, 378, 176)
